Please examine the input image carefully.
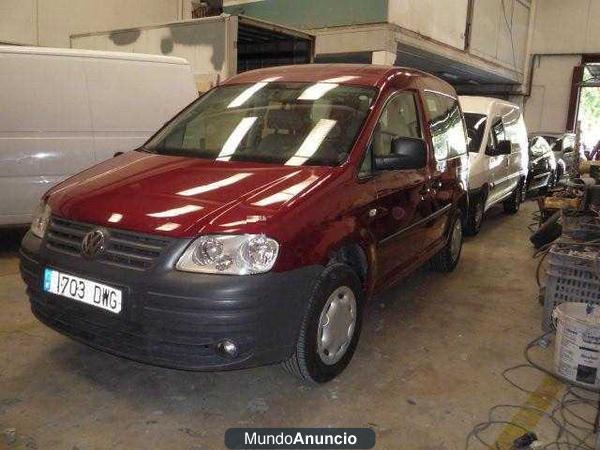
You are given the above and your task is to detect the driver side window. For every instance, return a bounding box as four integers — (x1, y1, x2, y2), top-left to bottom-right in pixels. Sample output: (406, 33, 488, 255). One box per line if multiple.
(360, 92, 420, 176)
(372, 92, 421, 157)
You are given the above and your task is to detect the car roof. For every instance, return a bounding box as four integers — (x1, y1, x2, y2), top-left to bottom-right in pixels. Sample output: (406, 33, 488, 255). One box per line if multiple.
(224, 63, 454, 92)
(0, 45, 190, 65)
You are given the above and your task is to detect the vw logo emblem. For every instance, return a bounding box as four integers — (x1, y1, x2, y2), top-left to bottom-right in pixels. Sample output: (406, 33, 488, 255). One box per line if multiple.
(81, 229, 106, 259)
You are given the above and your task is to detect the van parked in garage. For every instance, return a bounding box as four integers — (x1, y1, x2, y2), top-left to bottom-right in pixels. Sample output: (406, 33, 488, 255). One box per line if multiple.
(460, 96, 529, 235)
(20, 64, 468, 383)
(526, 135, 558, 193)
(0, 46, 198, 226)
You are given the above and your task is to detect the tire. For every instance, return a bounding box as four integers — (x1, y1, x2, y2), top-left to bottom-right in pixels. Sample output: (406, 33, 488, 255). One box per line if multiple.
(430, 214, 463, 273)
(282, 263, 363, 384)
(465, 192, 485, 236)
(503, 179, 525, 214)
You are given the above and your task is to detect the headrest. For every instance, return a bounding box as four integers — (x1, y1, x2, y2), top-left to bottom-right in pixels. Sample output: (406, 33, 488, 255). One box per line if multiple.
(266, 109, 306, 133)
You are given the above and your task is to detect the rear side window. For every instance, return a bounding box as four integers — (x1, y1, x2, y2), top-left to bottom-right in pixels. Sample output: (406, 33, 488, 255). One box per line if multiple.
(424, 92, 467, 160)
(491, 119, 505, 143)
(464, 113, 486, 153)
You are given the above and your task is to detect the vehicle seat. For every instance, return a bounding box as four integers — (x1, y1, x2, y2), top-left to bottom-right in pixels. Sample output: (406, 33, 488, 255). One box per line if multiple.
(372, 107, 414, 156)
(257, 108, 308, 157)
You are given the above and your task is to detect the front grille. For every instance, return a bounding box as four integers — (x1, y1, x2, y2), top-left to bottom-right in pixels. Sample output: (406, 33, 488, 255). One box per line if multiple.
(46, 216, 173, 270)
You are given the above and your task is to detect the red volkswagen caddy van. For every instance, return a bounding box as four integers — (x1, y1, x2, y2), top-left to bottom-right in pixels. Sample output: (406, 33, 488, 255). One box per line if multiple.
(20, 64, 469, 383)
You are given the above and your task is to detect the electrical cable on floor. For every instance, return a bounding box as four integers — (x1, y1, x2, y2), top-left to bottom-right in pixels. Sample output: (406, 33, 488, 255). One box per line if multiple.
(466, 205, 600, 448)
(465, 333, 600, 449)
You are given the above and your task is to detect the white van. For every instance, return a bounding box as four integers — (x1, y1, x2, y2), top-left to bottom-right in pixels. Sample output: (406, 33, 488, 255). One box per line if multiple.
(0, 46, 198, 226)
(460, 96, 529, 235)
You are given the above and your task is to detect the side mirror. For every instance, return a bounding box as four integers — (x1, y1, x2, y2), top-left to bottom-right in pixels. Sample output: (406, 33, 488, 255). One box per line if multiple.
(496, 140, 512, 155)
(374, 137, 427, 171)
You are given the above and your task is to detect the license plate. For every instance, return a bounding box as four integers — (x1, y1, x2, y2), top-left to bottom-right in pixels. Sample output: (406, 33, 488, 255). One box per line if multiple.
(43, 268, 122, 314)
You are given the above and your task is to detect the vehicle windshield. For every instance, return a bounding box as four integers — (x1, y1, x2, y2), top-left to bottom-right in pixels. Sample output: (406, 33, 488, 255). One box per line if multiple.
(464, 113, 487, 153)
(144, 81, 376, 166)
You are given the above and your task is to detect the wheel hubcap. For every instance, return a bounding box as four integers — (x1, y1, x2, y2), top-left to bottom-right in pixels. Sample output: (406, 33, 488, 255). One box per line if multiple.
(317, 286, 357, 365)
(450, 219, 462, 261)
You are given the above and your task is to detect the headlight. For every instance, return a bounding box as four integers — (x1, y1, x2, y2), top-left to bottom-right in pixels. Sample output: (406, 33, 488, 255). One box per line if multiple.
(30, 201, 51, 239)
(176, 234, 279, 275)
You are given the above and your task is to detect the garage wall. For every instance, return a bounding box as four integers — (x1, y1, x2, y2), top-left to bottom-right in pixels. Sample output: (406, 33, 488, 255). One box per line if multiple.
(387, 0, 469, 50)
(72, 18, 233, 91)
(469, 0, 530, 73)
(225, 0, 531, 80)
(523, 0, 600, 133)
(0, 0, 187, 48)
(531, 0, 600, 54)
(524, 55, 581, 133)
(223, 0, 388, 29)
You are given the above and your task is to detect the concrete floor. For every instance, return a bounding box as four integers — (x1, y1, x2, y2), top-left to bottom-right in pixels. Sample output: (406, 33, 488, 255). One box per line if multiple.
(0, 201, 565, 449)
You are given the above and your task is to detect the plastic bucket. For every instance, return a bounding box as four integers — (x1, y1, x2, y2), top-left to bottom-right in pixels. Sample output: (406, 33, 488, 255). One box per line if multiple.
(553, 302, 600, 388)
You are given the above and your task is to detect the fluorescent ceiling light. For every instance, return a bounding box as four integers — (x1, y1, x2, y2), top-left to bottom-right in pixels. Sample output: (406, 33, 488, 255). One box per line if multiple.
(108, 213, 123, 223)
(253, 175, 319, 206)
(177, 173, 252, 196)
(228, 76, 281, 108)
(147, 205, 203, 218)
(321, 76, 358, 83)
(155, 222, 181, 231)
(298, 83, 338, 101)
(216, 117, 258, 161)
(285, 119, 337, 166)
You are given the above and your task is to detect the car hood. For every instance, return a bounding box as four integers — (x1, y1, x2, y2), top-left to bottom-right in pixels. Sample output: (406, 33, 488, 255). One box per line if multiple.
(47, 151, 336, 237)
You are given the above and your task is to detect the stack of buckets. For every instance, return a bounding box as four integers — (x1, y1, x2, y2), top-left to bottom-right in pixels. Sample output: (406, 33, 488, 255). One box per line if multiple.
(554, 303, 600, 389)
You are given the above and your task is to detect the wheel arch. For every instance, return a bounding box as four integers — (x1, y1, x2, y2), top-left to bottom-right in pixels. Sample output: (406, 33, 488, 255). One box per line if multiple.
(326, 239, 375, 297)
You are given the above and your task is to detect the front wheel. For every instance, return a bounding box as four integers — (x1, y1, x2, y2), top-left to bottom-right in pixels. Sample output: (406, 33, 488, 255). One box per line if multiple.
(282, 263, 363, 384)
(431, 215, 463, 273)
(465, 192, 485, 236)
(503, 179, 525, 214)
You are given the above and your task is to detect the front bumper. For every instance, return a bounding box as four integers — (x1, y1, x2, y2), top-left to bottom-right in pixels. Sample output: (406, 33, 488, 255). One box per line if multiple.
(19, 231, 322, 371)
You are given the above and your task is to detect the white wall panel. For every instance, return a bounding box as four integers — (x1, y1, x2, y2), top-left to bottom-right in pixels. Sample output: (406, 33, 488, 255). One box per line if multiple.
(0, 0, 182, 48)
(470, 0, 530, 73)
(523, 55, 581, 133)
(388, 0, 469, 49)
(0, 0, 37, 44)
(531, 0, 598, 54)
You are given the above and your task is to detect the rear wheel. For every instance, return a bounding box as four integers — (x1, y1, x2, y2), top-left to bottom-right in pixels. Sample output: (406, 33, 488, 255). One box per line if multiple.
(431, 215, 463, 273)
(503, 179, 525, 214)
(465, 192, 485, 236)
(282, 264, 363, 384)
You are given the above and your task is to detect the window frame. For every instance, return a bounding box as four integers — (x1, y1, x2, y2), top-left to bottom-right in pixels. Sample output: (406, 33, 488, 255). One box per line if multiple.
(357, 89, 424, 180)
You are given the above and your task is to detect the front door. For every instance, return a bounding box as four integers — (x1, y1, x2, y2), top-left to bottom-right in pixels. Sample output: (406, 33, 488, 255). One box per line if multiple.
(367, 91, 429, 284)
